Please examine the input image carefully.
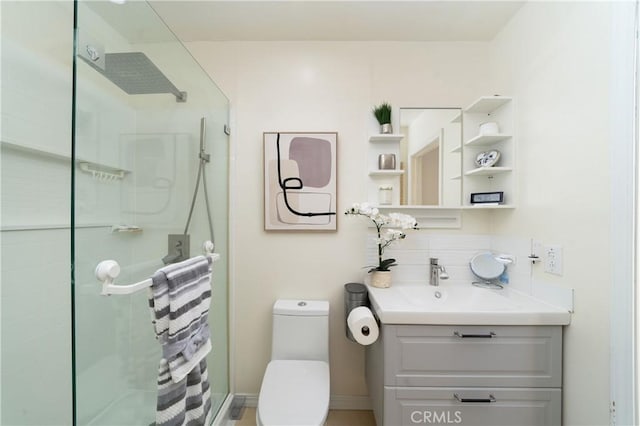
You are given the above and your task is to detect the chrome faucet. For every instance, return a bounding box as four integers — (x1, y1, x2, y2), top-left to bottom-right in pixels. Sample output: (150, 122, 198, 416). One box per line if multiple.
(429, 258, 449, 286)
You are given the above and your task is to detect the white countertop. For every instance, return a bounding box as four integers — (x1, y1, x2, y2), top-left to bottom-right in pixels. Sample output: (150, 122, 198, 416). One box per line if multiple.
(366, 282, 571, 326)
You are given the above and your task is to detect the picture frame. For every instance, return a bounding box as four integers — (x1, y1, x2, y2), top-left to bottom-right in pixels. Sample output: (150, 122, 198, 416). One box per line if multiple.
(263, 132, 338, 231)
(470, 191, 504, 204)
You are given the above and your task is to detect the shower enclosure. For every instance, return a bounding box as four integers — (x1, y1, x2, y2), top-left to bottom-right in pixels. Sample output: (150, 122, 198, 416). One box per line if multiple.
(1, 1, 230, 424)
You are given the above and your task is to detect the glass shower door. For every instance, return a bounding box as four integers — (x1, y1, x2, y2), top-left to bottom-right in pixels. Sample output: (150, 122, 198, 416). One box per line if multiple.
(73, 1, 229, 424)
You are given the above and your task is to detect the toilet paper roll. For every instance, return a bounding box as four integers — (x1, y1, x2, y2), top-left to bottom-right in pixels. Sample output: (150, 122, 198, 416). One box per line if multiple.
(347, 306, 379, 345)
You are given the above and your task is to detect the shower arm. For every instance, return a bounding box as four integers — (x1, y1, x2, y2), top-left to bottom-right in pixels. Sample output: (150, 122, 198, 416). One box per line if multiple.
(183, 118, 215, 247)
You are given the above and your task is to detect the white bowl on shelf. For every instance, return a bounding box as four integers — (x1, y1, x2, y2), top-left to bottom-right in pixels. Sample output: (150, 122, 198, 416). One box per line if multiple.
(479, 121, 499, 136)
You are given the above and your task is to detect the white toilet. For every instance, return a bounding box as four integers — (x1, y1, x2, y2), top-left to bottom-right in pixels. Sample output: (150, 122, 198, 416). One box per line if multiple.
(256, 299, 330, 426)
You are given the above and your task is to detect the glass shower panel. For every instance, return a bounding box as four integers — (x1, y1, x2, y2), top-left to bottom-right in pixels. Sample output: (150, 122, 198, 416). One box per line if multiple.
(73, 1, 229, 424)
(1, 1, 74, 425)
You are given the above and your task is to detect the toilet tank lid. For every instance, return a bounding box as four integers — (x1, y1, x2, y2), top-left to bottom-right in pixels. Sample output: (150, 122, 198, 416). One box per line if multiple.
(274, 300, 329, 316)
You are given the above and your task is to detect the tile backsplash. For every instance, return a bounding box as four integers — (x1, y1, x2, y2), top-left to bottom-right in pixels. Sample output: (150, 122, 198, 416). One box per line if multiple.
(365, 232, 573, 312)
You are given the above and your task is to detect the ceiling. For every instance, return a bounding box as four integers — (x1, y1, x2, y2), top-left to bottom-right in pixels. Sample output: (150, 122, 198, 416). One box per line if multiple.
(147, 1, 525, 42)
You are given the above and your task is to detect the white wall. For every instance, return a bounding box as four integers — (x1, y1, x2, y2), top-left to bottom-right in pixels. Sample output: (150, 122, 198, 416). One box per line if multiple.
(188, 3, 623, 422)
(186, 40, 493, 398)
(488, 3, 614, 425)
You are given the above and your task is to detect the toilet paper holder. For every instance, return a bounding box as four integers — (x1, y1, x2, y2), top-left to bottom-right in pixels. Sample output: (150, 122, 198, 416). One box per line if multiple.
(344, 282, 370, 343)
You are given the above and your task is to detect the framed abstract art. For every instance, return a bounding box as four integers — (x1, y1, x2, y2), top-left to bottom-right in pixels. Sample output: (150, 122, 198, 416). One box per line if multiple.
(263, 132, 338, 231)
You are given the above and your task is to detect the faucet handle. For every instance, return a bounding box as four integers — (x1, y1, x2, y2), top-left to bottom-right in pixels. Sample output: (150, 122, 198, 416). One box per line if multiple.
(430, 258, 449, 280)
(439, 266, 449, 280)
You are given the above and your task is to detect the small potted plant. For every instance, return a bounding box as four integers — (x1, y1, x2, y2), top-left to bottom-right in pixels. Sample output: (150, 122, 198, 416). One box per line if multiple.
(345, 203, 418, 288)
(372, 102, 393, 134)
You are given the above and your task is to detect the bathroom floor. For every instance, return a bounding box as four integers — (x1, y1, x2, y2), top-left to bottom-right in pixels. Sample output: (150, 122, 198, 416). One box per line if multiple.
(235, 407, 377, 426)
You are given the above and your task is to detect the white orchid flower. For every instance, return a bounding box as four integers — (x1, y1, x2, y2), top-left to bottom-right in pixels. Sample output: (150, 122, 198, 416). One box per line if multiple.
(345, 202, 418, 272)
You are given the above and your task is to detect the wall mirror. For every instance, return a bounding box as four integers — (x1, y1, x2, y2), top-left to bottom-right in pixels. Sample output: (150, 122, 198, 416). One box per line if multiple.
(399, 108, 462, 207)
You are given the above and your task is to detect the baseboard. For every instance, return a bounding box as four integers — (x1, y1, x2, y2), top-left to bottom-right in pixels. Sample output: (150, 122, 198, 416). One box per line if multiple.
(329, 394, 372, 410)
(238, 394, 258, 408)
(235, 393, 372, 411)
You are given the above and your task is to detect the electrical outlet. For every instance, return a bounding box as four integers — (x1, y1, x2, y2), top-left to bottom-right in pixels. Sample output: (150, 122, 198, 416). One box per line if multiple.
(544, 245, 563, 275)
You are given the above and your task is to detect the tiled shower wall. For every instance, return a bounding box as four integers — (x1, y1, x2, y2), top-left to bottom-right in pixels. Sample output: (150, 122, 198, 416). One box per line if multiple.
(1, 2, 74, 422)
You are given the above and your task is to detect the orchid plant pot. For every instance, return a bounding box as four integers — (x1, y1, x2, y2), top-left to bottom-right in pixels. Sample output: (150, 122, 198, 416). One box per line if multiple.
(370, 270, 392, 288)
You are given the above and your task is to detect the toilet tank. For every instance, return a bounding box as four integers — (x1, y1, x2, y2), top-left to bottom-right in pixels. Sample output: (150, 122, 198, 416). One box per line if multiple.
(271, 300, 329, 362)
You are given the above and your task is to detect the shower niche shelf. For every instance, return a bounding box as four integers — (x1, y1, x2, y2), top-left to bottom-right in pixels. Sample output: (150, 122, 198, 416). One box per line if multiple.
(1, 140, 131, 177)
(79, 162, 129, 181)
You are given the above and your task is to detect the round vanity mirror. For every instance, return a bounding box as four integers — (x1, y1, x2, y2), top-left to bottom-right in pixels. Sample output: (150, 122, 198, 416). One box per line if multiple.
(469, 252, 505, 289)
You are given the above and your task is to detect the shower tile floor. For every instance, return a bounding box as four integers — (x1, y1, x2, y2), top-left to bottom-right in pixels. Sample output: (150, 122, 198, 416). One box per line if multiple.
(235, 407, 376, 426)
(87, 390, 227, 425)
(86, 391, 157, 426)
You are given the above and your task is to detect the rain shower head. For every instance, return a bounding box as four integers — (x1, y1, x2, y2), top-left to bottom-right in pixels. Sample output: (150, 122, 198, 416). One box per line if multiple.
(80, 50, 187, 102)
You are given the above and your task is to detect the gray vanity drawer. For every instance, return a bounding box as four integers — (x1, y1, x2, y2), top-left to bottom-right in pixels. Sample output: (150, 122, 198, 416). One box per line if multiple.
(383, 387, 561, 426)
(383, 325, 562, 388)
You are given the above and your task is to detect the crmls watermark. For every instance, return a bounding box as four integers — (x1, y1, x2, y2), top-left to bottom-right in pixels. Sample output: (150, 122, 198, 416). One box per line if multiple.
(410, 410, 463, 424)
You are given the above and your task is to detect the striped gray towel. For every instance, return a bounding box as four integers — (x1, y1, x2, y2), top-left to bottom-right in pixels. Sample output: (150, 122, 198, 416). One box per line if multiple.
(149, 255, 213, 426)
(154, 358, 212, 426)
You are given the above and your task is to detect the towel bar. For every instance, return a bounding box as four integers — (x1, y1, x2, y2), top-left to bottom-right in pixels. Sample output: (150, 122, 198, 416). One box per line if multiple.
(95, 240, 219, 296)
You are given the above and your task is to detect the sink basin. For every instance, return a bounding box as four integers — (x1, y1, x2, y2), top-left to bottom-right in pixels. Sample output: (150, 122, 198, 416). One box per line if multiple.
(366, 283, 571, 325)
(396, 285, 519, 311)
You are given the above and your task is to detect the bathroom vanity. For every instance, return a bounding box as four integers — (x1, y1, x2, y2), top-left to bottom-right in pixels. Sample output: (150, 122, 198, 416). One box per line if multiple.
(365, 284, 570, 426)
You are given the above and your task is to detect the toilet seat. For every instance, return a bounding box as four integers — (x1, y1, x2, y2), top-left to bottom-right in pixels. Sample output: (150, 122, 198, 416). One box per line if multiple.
(257, 360, 330, 426)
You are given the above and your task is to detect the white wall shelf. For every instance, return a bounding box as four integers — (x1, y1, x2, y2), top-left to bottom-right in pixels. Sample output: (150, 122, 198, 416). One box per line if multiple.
(369, 170, 405, 177)
(464, 166, 512, 177)
(462, 96, 515, 207)
(374, 205, 462, 229)
(462, 204, 516, 210)
(367, 134, 405, 206)
(464, 96, 512, 114)
(369, 134, 404, 143)
(464, 133, 512, 147)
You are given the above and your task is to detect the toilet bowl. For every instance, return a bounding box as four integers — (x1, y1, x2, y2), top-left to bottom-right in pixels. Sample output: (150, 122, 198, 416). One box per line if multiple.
(256, 300, 330, 426)
(257, 360, 329, 426)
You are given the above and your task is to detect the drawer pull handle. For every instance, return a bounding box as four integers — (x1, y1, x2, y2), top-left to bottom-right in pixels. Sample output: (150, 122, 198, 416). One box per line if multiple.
(453, 331, 496, 338)
(454, 393, 497, 403)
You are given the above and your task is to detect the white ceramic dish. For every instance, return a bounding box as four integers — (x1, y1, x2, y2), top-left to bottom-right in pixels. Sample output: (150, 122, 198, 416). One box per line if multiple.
(474, 150, 501, 168)
(479, 121, 499, 135)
